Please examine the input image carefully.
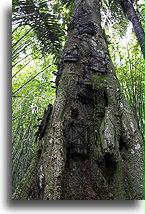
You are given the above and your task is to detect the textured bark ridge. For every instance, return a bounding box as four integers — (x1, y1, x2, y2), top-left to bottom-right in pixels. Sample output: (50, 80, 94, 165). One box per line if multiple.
(12, 0, 143, 200)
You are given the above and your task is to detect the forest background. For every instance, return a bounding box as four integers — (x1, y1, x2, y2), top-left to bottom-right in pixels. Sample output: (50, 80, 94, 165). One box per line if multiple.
(0, 0, 144, 213)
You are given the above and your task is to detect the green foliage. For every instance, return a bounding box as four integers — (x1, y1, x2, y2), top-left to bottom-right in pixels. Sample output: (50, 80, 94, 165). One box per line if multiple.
(101, 0, 129, 36)
(12, 48, 56, 191)
(12, 0, 67, 58)
(108, 25, 144, 136)
(12, 3, 58, 190)
(101, 0, 144, 38)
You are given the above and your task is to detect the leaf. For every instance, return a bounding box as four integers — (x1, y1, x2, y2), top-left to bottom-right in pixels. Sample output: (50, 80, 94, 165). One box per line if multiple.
(92, 74, 100, 79)
(84, 82, 93, 85)
(101, 77, 109, 81)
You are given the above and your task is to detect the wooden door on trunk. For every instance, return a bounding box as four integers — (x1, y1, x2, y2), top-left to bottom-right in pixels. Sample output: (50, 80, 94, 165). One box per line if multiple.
(66, 120, 90, 156)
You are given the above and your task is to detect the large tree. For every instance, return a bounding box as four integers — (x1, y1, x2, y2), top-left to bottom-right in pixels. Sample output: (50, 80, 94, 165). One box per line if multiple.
(12, 0, 143, 200)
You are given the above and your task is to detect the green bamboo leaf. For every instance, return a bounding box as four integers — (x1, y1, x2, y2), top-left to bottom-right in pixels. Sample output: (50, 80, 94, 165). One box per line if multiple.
(101, 77, 109, 81)
(92, 74, 100, 79)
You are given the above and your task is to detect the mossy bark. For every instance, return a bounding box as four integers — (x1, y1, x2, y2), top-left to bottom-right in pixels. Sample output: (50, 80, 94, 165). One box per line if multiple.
(12, 0, 143, 200)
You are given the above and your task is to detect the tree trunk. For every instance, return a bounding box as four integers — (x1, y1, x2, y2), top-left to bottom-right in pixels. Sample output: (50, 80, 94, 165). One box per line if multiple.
(120, 0, 144, 56)
(12, 0, 143, 200)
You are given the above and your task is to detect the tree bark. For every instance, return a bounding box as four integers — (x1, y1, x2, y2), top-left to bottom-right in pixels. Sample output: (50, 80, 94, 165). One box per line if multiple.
(120, 0, 144, 56)
(12, 0, 143, 200)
